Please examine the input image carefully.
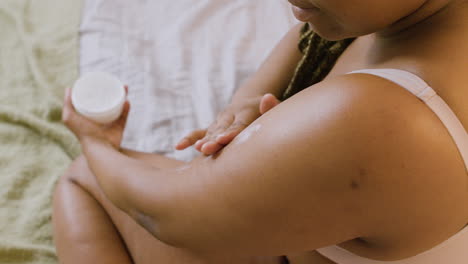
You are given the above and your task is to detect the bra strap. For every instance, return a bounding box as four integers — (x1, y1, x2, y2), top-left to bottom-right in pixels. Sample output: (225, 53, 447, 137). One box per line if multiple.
(348, 69, 468, 172)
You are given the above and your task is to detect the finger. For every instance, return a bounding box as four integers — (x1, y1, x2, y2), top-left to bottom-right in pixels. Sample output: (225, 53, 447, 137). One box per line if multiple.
(197, 114, 234, 149)
(194, 138, 209, 151)
(62, 87, 73, 124)
(64, 87, 72, 108)
(259, 93, 280, 115)
(200, 141, 224, 156)
(214, 114, 235, 133)
(116, 100, 131, 127)
(62, 87, 86, 133)
(175, 129, 207, 150)
(215, 121, 249, 145)
(192, 122, 219, 151)
(124, 85, 129, 96)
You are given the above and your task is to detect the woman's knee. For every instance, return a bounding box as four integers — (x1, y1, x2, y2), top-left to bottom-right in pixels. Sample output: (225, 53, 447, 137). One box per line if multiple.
(62, 155, 88, 182)
(61, 155, 99, 192)
(54, 155, 94, 209)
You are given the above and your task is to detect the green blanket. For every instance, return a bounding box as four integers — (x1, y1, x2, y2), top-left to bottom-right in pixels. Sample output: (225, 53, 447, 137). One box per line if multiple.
(0, 0, 82, 263)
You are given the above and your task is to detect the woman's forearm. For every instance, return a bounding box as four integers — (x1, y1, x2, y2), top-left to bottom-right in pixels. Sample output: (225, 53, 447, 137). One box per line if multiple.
(81, 138, 170, 230)
(120, 148, 187, 169)
(230, 23, 303, 102)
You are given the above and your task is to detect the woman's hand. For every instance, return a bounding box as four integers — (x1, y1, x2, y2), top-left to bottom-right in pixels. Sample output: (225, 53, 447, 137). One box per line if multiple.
(62, 86, 131, 149)
(175, 93, 280, 155)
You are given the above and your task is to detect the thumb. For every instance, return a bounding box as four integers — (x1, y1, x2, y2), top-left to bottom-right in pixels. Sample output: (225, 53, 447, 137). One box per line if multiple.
(259, 93, 280, 115)
(115, 100, 131, 127)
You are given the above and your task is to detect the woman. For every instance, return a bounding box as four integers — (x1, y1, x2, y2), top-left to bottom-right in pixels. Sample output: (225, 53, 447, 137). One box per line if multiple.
(53, 0, 468, 263)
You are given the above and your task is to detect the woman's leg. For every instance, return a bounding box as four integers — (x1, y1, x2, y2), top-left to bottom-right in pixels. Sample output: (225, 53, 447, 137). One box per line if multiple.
(53, 153, 208, 264)
(53, 152, 285, 264)
(53, 170, 133, 263)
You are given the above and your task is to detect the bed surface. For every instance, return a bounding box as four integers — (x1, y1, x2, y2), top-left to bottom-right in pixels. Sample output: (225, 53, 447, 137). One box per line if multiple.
(80, 0, 297, 161)
(0, 1, 82, 263)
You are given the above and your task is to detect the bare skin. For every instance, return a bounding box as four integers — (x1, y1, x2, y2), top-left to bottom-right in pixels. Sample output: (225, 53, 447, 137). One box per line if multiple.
(54, 0, 468, 263)
(53, 150, 286, 264)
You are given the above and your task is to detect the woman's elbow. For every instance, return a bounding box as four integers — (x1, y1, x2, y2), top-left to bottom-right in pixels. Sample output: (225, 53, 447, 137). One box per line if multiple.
(136, 212, 228, 256)
(129, 209, 197, 249)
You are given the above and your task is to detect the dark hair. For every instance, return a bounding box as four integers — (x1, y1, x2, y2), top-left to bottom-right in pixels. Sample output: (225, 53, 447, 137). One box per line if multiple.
(282, 23, 355, 101)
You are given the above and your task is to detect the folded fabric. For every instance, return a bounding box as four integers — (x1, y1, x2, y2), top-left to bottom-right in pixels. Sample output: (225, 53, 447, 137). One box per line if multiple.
(0, 0, 82, 263)
(79, 0, 297, 161)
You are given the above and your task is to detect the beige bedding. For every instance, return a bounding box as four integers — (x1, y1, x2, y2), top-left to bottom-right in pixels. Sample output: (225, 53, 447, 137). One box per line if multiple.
(0, 0, 82, 262)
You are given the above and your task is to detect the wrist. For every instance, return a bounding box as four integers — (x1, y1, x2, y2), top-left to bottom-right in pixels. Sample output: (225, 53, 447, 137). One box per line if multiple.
(231, 94, 263, 106)
(80, 135, 113, 149)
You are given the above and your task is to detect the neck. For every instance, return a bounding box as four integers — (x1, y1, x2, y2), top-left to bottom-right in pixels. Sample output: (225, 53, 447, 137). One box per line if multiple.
(376, 0, 461, 40)
(365, 0, 467, 65)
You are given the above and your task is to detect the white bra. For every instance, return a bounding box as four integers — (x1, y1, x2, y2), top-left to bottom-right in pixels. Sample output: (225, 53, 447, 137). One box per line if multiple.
(316, 69, 468, 264)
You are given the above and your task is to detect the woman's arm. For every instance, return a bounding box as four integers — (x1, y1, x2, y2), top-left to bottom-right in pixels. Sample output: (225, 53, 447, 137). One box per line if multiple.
(229, 23, 304, 101)
(80, 74, 431, 258)
(120, 148, 187, 168)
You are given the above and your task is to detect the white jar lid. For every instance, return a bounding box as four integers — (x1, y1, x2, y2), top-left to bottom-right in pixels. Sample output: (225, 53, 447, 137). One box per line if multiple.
(71, 72, 126, 124)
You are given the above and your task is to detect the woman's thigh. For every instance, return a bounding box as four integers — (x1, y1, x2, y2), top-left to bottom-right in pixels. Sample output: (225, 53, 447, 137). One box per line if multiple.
(68, 153, 285, 264)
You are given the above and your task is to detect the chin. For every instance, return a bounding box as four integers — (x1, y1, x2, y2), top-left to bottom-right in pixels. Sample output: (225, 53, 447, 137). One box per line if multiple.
(307, 23, 349, 41)
(307, 22, 369, 41)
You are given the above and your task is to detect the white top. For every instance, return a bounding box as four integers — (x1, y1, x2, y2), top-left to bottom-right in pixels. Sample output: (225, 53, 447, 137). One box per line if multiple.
(316, 69, 468, 264)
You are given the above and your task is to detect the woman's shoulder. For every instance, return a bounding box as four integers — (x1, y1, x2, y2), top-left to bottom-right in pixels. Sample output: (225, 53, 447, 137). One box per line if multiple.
(296, 72, 466, 177)
(266, 72, 466, 192)
(282, 73, 468, 257)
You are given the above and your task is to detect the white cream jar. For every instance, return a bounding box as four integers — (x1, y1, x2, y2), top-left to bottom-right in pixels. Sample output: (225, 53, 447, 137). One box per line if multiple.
(71, 72, 126, 124)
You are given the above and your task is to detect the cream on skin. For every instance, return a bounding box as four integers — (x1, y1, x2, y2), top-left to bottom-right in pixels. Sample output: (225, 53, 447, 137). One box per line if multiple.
(175, 164, 192, 172)
(234, 124, 262, 145)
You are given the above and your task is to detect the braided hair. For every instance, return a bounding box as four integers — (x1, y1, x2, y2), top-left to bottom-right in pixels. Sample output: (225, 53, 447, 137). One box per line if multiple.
(282, 24, 355, 101)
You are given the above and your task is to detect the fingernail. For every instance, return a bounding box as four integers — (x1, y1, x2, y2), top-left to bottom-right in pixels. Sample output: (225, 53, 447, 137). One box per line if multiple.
(216, 134, 225, 142)
(201, 142, 211, 152)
